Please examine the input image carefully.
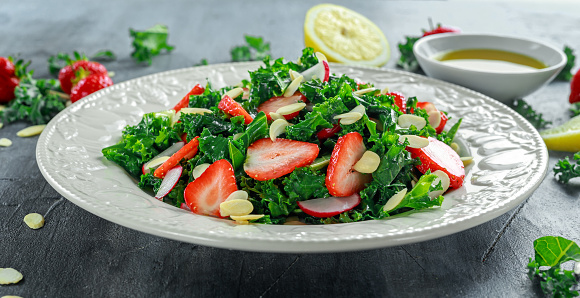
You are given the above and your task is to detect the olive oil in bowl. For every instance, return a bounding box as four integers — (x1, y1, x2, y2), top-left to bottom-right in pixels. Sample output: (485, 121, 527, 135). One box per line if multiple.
(435, 49, 547, 72)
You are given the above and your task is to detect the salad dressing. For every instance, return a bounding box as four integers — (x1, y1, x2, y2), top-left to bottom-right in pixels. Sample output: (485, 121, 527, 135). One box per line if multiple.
(434, 49, 547, 72)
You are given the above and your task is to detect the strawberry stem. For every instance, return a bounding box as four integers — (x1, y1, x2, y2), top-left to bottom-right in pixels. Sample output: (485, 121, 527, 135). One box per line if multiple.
(48, 90, 71, 100)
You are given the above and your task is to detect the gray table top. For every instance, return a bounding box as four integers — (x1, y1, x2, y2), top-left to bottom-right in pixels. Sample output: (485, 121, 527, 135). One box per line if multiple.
(1, 1, 579, 297)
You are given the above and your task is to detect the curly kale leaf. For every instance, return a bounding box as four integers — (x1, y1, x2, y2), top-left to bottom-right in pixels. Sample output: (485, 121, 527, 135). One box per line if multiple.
(527, 236, 580, 297)
(242, 177, 294, 218)
(556, 46, 576, 81)
(554, 152, 580, 184)
(231, 35, 271, 62)
(180, 112, 234, 139)
(512, 99, 552, 129)
(130, 24, 174, 65)
(571, 103, 580, 117)
(0, 74, 66, 125)
(282, 167, 329, 202)
(397, 36, 421, 72)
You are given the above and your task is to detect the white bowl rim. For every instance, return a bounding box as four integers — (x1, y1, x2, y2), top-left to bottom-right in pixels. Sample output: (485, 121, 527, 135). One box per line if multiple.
(413, 33, 567, 75)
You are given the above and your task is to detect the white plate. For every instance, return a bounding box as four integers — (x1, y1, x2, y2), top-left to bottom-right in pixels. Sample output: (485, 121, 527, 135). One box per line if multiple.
(36, 62, 548, 253)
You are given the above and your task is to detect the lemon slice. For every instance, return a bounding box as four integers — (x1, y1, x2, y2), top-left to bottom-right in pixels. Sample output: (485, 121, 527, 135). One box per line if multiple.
(304, 4, 390, 67)
(540, 115, 580, 152)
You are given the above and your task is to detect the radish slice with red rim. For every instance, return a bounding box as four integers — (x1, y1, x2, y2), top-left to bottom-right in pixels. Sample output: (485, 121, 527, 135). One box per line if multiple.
(300, 61, 330, 82)
(155, 165, 183, 200)
(141, 141, 185, 175)
(297, 193, 361, 218)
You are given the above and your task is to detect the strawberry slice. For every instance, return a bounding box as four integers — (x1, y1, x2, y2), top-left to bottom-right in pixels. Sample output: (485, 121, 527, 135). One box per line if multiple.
(154, 137, 199, 178)
(317, 123, 341, 141)
(325, 132, 372, 197)
(184, 159, 238, 217)
(257, 92, 308, 121)
(405, 137, 465, 189)
(435, 111, 448, 134)
(244, 138, 319, 181)
(173, 84, 205, 112)
(384, 91, 406, 113)
(297, 193, 361, 218)
(218, 95, 253, 124)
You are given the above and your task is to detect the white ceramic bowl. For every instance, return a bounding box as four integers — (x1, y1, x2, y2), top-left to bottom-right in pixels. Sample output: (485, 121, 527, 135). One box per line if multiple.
(413, 33, 566, 103)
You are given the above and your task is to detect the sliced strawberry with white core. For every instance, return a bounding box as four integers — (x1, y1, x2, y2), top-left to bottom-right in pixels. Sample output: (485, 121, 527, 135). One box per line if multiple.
(184, 159, 238, 217)
(155, 165, 183, 200)
(142, 141, 184, 175)
(435, 111, 448, 134)
(300, 61, 329, 82)
(257, 92, 308, 121)
(325, 132, 372, 197)
(244, 138, 319, 181)
(297, 193, 361, 218)
(405, 137, 465, 189)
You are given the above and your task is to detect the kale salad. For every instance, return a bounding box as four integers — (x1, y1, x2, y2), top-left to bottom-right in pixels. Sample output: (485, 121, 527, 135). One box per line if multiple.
(102, 48, 465, 225)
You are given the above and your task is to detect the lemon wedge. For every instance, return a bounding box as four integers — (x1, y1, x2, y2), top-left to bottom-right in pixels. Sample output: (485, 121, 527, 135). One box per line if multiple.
(304, 4, 390, 67)
(540, 115, 580, 152)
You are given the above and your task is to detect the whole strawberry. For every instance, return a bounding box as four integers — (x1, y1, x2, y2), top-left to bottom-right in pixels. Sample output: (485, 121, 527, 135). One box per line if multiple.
(0, 57, 19, 103)
(59, 60, 108, 94)
(422, 25, 460, 37)
(570, 69, 580, 104)
(70, 74, 113, 103)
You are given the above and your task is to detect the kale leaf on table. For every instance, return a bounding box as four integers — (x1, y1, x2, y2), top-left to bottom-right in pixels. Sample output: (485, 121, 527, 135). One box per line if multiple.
(231, 35, 271, 62)
(556, 46, 576, 81)
(512, 99, 552, 130)
(553, 152, 580, 184)
(130, 24, 174, 65)
(571, 103, 580, 117)
(527, 236, 580, 297)
(397, 36, 420, 72)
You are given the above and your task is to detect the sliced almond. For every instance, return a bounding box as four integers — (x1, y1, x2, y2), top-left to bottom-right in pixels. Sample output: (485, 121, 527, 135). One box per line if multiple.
(0, 138, 11, 147)
(315, 52, 328, 62)
(353, 88, 377, 96)
(383, 188, 408, 212)
(428, 110, 441, 127)
(284, 75, 304, 97)
(65, 100, 72, 107)
(235, 220, 250, 225)
(429, 170, 450, 199)
(289, 70, 301, 81)
(233, 82, 245, 88)
(16, 125, 46, 137)
(334, 112, 362, 125)
(270, 118, 291, 141)
(461, 156, 474, 166)
(269, 112, 285, 121)
(397, 114, 426, 130)
(575, 262, 580, 275)
(0, 268, 23, 285)
(350, 104, 366, 115)
(276, 102, 306, 116)
(192, 163, 211, 179)
(233, 133, 244, 141)
(225, 190, 249, 202)
(380, 87, 390, 95)
(230, 214, 264, 221)
(219, 199, 254, 217)
(179, 108, 212, 115)
(450, 142, 460, 154)
(284, 216, 306, 225)
(0, 104, 5, 112)
(398, 135, 429, 148)
(353, 151, 381, 173)
(23, 213, 45, 229)
(145, 156, 170, 171)
(224, 87, 244, 99)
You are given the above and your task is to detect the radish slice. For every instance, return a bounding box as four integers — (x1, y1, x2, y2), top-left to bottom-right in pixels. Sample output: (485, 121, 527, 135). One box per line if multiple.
(297, 193, 361, 218)
(155, 165, 183, 200)
(300, 61, 330, 82)
(141, 142, 185, 175)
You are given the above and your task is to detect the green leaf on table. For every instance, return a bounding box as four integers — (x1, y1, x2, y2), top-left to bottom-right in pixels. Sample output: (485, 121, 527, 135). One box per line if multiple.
(397, 36, 420, 72)
(553, 152, 580, 184)
(231, 46, 251, 62)
(230, 35, 271, 62)
(571, 103, 580, 117)
(556, 46, 576, 81)
(527, 236, 580, 297)
(130, 24, 175, 65)
(511, 99, 552, 129)
(90, 50, 117, 61)
(194, 58, 208, 66)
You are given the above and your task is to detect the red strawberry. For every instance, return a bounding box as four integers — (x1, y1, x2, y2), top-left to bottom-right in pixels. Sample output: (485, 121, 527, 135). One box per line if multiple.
(422, 25, 460, 37)
(435, 111, 448, 134)
(0, 57, 16, 79)
(0, 76, 19, 103)
(317, 123, 342, 141)
(59, 60, 108, 94)
(384, 91, 406, 113)
(325, 132, 372, 197)
(570, 69, 580, 104)
(184, 159, 238, 217)
(257, 92, 308, 121)
(244, 138, 319, 181)
(218, 95, 253, 124)
(172, 84, 205, 112)
(405, 137, 465, 189)
(70, 74, 113, 103)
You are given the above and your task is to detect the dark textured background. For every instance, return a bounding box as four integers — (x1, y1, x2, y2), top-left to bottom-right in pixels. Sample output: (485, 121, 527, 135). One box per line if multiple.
(1, 1, 579, 297)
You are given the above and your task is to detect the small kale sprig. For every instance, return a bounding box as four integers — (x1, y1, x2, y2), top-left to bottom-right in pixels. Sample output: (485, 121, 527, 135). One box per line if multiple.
(130, 24, 174, 65)
(512, 99, 552, 129)
(571, 103, 580, 117)
(47, 50, 116, 76)
(557, 46, 576, 81)
(231, 35, 271, 62)
(554, 152, 580, 184)
(397, 36, 420, 72)
(527, 236, 580, 297)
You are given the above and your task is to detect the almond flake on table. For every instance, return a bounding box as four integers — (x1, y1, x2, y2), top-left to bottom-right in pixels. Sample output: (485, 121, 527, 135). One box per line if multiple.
(0, 268, 23, 285)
